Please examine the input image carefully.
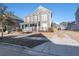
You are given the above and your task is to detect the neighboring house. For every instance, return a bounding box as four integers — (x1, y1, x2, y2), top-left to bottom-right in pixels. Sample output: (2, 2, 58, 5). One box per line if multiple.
(66, 7, 79, 31)
(20, 6, 52, 32)
(59, 22, 68, 30)
(0, 15, 23, 32)
(75, 7, 79, 25)
(66, 21, 75, 30)
(9, 15, 23, 31)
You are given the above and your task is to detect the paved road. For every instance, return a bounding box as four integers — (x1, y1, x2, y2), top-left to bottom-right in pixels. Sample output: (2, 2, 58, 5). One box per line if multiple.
(0, 31, 79, 56)
(0, 43, 30, 56)
(0, 43, 51, 56)
(0, 33, 51, 56)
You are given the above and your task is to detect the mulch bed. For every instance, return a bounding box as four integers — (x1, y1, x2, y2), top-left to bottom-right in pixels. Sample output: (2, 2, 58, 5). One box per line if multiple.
(0, 34, 48, 48)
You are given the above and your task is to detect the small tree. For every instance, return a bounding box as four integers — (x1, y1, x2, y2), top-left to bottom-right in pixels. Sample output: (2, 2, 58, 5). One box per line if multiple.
(0, 4, 14, 38)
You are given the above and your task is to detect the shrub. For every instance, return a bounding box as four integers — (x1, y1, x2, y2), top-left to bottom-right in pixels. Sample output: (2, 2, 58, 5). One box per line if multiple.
(16, 28, 22, 32)
(48, 27, 54, 32)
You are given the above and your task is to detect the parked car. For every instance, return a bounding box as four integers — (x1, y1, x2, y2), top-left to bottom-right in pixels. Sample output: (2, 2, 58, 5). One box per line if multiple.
(57, 27, 61, 30)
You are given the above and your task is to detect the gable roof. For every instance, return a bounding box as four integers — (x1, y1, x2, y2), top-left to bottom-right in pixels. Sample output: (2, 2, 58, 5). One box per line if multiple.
(32, 5, 51, 15)
(9, 15, 23, 22)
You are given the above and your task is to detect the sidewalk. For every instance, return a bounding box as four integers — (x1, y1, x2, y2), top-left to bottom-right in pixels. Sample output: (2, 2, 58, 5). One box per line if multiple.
(41, 32, 54, 38)
(50, 34, 79, 46)
(63, 31, 79, 42)
(49, 31, 79, 46)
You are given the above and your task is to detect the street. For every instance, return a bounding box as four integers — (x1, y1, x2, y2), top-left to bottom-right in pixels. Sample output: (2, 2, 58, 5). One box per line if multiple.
(0, 30, 79, 55)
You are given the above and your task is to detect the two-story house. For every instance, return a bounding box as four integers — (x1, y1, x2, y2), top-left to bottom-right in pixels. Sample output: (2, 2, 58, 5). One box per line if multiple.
(20, 6, 52, 32)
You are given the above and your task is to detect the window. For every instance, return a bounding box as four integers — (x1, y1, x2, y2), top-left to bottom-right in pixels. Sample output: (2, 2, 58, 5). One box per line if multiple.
(25, 16, 30, 23)
(34, 16, 37, 22)
(41, 14, 48, 21)
(30, 16, 33, 23)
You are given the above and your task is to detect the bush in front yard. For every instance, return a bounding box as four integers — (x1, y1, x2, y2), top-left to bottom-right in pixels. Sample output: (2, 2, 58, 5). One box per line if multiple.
(48, 27, 54, 32)
(16, 28, 22, 32)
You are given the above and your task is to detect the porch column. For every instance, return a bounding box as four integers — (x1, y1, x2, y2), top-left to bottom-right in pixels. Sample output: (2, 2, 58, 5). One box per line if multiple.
(20, 23, 22, 29)
(24, 23, 25, 29)
(29, 17, 30, 31)
(37, 23, 38, 32)
(37, 15, 38, 32)
(29, 24, 30, 30)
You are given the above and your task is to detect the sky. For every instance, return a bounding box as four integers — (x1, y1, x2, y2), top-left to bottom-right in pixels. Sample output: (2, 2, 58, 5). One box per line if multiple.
(4, 3, 79, 24)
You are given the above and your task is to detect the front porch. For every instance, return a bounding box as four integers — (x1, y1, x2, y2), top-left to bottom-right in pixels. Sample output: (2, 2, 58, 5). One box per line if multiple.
(20, 23, 39, 32)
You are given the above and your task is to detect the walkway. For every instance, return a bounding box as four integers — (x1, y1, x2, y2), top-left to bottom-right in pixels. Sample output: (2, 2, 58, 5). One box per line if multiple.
(50, 30, 79, 46)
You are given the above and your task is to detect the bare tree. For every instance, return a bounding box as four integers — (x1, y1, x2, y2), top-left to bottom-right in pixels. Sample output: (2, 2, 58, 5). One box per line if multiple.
(0, 4, 14, 38)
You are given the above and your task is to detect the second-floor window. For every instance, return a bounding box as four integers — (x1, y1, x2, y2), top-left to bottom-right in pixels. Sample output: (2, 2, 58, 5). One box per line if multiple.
(34, 15, 38, 22)
(41, 14, 47, 22)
